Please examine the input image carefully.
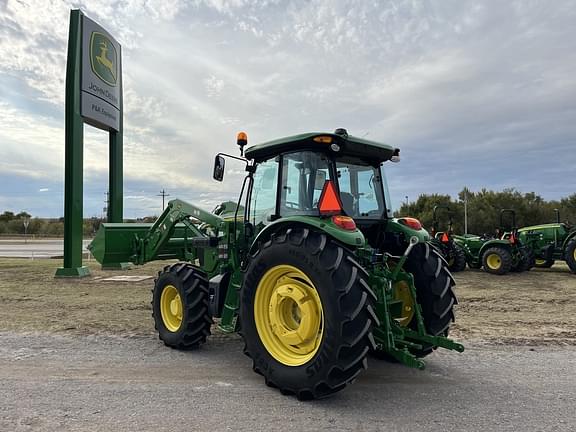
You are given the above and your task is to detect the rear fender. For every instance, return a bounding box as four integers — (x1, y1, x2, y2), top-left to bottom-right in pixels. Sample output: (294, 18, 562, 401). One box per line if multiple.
(248, 215, 365, 254)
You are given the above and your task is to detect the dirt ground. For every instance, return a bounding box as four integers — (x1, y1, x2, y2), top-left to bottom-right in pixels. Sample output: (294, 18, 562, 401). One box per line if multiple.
(0, 258, 574, 345)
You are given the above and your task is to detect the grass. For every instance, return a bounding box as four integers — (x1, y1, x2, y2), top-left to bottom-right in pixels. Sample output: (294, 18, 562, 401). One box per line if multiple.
(0, 258, 575, 345)
(0, 258, 165, 336)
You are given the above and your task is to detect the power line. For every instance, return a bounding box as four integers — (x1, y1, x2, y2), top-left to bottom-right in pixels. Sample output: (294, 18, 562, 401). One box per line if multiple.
(157, 189, 170, 210)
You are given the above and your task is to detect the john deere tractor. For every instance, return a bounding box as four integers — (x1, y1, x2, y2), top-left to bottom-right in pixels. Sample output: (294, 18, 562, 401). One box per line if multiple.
(429, 205, 466, 272)
(454, 209, 531, 275)
(518, 210, 576, 273)
(89, 129, 462, 399)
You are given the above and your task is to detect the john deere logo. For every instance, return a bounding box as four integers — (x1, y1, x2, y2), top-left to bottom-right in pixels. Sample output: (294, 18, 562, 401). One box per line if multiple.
(90, 32, 117, 86)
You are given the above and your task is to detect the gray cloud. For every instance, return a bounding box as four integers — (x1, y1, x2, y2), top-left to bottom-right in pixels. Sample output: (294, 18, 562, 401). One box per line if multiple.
(0, 0, 574, 217)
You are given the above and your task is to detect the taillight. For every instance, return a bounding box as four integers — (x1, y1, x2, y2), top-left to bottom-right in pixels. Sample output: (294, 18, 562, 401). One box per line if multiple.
(332, 215, 356, 231)
(399, 217, 422, 231)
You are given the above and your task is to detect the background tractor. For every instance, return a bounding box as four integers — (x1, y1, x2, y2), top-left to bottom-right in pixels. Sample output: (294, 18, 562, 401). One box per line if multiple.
(89, 129, 463, 399)
(429, 205, 466, 272)
(454, 209, 531, 275)
(518, 210, 576, 273)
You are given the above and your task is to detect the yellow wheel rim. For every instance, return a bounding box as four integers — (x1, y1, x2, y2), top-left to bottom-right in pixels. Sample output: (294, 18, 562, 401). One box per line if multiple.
(254, 265, 324, 367)
(535, 258, 546, 265)
(486, 254, 502, 270)
(160, 285, 183, 332)
(393, 280, 414, 327)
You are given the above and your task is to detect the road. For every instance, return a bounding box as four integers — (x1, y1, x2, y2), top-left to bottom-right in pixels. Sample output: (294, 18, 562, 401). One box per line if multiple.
(0, 332, 573, 432)
(0, 239, 91, 258)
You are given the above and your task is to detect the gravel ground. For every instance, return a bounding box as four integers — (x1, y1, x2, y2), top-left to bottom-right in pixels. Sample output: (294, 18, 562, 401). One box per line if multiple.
(0, 332, 574, 432)
(0, 258, 575, 431)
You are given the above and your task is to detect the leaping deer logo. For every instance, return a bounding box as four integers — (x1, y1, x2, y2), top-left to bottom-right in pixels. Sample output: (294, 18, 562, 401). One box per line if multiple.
(90, 32, 118, 86)
(95, 41, 116, 81)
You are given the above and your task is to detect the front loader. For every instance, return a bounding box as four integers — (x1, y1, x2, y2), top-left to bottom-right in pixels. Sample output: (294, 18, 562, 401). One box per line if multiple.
(89, 129, 463, 399)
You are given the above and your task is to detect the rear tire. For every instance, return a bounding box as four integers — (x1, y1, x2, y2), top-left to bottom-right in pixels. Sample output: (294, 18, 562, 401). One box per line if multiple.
(403, 243, 457, 358)
(240, 227, 378, 400)
(482, 247, 512, 275)
(448, 243, 467, 273)
(152, 262, 212, 349)
(566, 240, 576, 274)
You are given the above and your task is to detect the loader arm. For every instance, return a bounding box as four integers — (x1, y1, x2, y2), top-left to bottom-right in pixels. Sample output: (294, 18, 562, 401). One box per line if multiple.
(135, 199, 224, 264)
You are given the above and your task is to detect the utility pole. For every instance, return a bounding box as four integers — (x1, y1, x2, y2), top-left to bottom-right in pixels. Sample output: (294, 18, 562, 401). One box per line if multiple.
(157, 189, 170, 211)
(104, 192, 109, 220)
(464, 188, 468, 235)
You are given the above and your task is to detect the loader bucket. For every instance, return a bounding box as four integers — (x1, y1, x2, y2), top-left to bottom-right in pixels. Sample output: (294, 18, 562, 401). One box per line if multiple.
(88, 223, 196, 267)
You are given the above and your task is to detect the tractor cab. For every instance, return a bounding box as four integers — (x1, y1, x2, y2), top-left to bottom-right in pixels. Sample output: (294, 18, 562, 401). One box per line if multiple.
(214, 129, 412, 247)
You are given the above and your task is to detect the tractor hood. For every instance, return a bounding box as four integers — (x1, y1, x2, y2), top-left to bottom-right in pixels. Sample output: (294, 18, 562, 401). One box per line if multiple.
(245, 132, 399, 165)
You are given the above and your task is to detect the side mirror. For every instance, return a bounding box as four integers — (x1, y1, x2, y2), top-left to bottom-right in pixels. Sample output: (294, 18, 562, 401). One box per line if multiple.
(213, 155, 225, 182)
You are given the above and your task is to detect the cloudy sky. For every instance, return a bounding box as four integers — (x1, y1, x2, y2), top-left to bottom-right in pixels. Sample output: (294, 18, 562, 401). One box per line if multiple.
(1, 0, 575, 218)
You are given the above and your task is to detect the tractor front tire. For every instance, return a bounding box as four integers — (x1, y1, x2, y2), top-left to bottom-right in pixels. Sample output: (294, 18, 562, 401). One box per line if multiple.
(534, 258, 555, 268)
(448, 243, 467, 273)
(403, 242, 457, 357)
(152, 262, 212, 349)
(240, 227, 378, 400)
(566, 240, 576, 274)
(482, 247, 512, 275)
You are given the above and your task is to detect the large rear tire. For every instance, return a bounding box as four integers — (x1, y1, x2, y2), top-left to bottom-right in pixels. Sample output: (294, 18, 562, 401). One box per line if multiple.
(152, 263, 212, 349)
(403, 242, 458, 357)
(566, 240, 576, 274)
(240, 227, 378, 400)
(482, 247, 512, 275)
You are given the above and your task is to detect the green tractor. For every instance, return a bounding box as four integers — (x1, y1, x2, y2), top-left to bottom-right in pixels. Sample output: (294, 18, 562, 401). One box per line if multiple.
(454, 209, 531, 275)
(518, 210, 576, 273)
(429, 205, 467, 273)
(89, 129, 463, 399)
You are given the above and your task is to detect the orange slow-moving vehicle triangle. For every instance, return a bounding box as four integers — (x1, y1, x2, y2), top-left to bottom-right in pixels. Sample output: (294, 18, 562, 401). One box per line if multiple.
(441, 232, 449, 242)
(318, 180, 342, 214)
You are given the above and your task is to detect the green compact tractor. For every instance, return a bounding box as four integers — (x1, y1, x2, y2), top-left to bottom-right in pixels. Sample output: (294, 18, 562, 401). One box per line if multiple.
(454, 209, 531, 275)
(89, 129, 463, 399)
(429, 205, 467, 272)
(518, 210, 576, 273)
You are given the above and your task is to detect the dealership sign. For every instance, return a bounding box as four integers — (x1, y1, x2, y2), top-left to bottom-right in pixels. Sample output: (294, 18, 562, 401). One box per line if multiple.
(81, 16, 122, 131)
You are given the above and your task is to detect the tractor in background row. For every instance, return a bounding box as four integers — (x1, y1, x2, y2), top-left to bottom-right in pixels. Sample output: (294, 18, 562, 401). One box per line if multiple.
(518, 209, 576, 273)
(429, 205, 466, 272)
(454, 209, 532, 275)
(89, 129, 463, 399)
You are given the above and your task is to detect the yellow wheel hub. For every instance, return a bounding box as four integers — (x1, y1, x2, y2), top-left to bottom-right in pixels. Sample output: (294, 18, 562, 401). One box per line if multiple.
(393, 280, 415, 327)
(254, 265, 324, 366)
(486, 254, 502, 270)
(160, 285, 183, 332)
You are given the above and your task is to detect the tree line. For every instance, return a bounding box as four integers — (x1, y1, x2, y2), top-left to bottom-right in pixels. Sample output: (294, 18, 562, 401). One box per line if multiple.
(395, 188, 576, 235)
(2, 188, 575, 237)
(0, 211, 104, 237)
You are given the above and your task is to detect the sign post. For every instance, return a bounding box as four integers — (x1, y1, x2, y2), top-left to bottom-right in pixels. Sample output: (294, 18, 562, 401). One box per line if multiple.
(56, 9, 124, 277)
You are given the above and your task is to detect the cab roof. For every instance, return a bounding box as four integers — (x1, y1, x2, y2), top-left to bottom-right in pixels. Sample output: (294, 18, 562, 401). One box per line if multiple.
(244, 131, 399, 164)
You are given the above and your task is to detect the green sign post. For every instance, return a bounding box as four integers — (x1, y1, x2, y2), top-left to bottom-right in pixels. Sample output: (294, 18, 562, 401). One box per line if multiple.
(56, 10, 123, 277)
